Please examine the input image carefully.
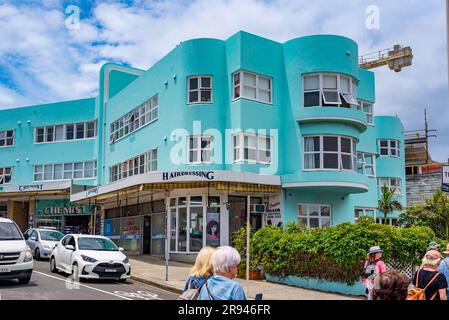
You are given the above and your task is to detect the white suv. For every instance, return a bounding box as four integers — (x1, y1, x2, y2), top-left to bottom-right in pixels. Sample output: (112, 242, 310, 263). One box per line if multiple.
(0, 218, 33, 284)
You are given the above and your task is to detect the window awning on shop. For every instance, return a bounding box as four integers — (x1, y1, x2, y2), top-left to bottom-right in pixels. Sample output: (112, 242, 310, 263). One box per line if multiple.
(70, 170, 281, 204)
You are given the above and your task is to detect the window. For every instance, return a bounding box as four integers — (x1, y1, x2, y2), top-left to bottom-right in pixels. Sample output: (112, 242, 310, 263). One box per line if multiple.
(378, 139, 400, 157)
(357, 152, 375, 177)
(233, 71, 272, 104)
(303, 73, 358, 108)
(0, 167, 12, 184)
(35, 121, 97, 144)
(33, 161, 97, 182)
(303, 136, 357, 171)
(110, 149, 158, 182)
(188, 136, 212, 164)
(0, 130, 14, 147)
(354, 208, 375, 223)
(376, 217, 399, 226)
(298, 204, 331, 228)
(233, 132, 272, 164)
(359, 101, 374, 124)
(378, 177, 401, 195)
(188, 76, 212, 103)
(109, 94, 159, 143)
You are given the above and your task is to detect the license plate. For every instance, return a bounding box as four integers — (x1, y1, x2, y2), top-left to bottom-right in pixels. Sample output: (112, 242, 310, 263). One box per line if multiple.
(105, 269, 117, 273)
(0, 268, 11, 273)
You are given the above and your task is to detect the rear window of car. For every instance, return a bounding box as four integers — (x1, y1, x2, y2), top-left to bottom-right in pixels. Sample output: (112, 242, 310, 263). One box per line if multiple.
(0, 222, 23, 241)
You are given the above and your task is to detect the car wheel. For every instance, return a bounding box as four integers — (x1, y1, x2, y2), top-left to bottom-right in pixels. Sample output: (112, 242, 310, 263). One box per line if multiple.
(50, 257, 58, 273)
(34, 248, 40, 261)
(18, 276, 31, 285)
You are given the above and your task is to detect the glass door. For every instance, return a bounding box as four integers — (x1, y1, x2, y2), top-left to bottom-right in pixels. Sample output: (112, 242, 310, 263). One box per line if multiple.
(151, 213, 165, 256)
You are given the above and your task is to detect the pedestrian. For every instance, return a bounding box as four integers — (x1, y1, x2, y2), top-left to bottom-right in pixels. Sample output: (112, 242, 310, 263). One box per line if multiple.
(183, 246, 215, 292)
(362, 245, 387, 300)
(427, 241, 441, 252)
(437, 243, 449, 299)
(197, 246, 247, 300)
(409, 250, 447, 300)
(372, 270, 410, 300)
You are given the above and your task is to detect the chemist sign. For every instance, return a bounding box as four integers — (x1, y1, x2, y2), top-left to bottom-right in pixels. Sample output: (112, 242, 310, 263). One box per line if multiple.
(442, 165, 449, 193)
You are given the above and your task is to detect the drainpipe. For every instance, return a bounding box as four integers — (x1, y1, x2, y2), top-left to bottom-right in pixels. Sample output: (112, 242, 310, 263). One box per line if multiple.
(246, 195, 250, 296)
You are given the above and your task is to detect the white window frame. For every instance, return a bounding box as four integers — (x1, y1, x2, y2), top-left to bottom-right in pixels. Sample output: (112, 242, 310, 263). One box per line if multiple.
(302, 73, 358, 108)
(232, 70, 273, 104)
(232, 132, 272, 164)
(33, 161, 97, 182)
(0, 167, 12, 185)
(378, 177, 402, 195)
(34, 121, 97, 144)
(0, 129, 14, 147)
(357, 152, 376, 177)
(297, 203, 331, 228)
(110, 149, 158, 183)
(187, 136, 212, 165)
(187, 75, 213, 104)
(378, 139, 400, 158)
(109, 94, 159, 144)
(354, 207, 376, 223)
(358, 100, 374, 125)
(303, 135, 357, 171)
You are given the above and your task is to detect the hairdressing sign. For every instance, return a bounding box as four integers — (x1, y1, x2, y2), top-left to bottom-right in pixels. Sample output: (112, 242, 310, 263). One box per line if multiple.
(442, 165, 449, 193)
(265, 195, 282, 227)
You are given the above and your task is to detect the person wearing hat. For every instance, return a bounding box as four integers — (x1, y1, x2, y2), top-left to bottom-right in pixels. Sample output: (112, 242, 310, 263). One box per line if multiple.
(437, 243, 449, 299)
(411, 250, 447, 300)
(363, 246, 387, 300)
(427, 241, 441, 252)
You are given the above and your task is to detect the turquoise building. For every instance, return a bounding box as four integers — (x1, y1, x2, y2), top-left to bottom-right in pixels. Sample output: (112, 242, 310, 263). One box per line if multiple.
(0, 31, 405, 261)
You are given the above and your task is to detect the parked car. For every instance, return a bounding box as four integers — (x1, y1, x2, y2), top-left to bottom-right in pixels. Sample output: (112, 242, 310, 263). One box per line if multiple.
(24, 227, 64, 260)
(50, 234, 130, 282)
(0, 218, 33, 284)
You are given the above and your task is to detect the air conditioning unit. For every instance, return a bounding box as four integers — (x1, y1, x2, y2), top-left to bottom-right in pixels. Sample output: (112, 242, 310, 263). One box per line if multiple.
(250, 204, 266, 214)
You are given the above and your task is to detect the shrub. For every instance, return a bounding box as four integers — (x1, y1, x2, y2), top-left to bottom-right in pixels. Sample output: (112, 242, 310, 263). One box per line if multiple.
(233, 219, 438, 284)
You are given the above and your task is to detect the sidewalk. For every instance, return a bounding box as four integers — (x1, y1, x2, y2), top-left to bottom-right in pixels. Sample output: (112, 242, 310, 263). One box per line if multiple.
(129, 255, 362, 300)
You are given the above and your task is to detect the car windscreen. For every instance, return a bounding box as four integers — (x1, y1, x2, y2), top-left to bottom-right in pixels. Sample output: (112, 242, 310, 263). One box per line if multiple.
(0, 222, 23, 240)
(40, 230, 64, 241)
(78, 237, 119, 251)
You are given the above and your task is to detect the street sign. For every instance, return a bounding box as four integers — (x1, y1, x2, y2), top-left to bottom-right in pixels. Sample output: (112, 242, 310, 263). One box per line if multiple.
(442, 166, 449, 193)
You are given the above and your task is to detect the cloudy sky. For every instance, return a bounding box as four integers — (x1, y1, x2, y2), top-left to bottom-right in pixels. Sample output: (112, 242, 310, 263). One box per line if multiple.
(0, 0, 447, 161)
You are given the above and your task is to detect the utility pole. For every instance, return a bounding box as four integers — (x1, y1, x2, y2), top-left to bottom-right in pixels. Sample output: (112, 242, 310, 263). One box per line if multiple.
(447, 0, 449, 98)
(425, 109, 429, 164)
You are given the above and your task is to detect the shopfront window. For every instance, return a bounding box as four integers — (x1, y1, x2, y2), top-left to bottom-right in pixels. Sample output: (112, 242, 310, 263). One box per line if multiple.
(169, 195, 220, 253)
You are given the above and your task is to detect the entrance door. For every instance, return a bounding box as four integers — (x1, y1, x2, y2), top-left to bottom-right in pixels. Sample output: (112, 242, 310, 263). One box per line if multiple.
(150, 213, 165, 256)
(142, 216, 151, 254)
(228, 196, 247, 245)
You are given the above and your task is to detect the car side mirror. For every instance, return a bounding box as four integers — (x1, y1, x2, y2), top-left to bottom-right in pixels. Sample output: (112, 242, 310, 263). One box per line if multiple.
(119, 247, 124, 251)
(30, 236, 37, 241)
(65, 245, 75, 251)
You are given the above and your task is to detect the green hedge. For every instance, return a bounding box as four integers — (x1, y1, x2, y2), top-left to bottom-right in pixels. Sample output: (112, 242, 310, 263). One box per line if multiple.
(233, 217, 440, 284)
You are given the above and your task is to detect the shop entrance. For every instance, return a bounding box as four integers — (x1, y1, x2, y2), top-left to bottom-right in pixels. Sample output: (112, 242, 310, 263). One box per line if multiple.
(228, 196, 263, 245)
(64, 215, 90, 234)
(142, 214, 165, 256)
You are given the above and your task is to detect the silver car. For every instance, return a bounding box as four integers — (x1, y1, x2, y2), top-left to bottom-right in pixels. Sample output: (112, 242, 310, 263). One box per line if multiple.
(24, 228, 64, 260)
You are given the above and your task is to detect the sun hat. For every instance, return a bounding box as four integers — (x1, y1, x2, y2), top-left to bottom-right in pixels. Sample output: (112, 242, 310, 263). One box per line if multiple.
(422, 250, 442, 266)
(443, 244, 449, 255)
(427, 241, 440, 251)
(368, 246, 384, 255)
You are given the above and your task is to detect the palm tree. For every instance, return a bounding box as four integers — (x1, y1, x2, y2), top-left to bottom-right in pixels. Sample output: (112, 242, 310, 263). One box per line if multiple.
(378, 184, 403, 225)
(424, 189, 449, 241)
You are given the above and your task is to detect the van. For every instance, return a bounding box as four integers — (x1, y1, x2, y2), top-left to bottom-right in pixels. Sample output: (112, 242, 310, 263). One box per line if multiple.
(0, 218, 33, 284)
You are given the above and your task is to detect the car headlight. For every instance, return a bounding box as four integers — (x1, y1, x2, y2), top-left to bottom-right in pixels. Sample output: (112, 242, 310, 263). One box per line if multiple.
(24, 247, 33, 262)
(81, 255, 97, 263)
(123, 257, 129, 264)
(42, 242, 52, 249)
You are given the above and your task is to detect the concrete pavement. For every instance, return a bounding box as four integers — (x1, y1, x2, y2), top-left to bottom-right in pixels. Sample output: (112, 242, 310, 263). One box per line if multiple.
(128, 255, 363, 300)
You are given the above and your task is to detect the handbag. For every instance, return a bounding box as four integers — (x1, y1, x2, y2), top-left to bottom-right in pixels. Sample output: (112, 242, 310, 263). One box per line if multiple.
(178, 278, 206, 300)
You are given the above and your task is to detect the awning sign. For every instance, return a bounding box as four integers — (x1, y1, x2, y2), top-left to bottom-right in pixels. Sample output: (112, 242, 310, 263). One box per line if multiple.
(442, 166, 449, 192)
(35, 199, 92, 216)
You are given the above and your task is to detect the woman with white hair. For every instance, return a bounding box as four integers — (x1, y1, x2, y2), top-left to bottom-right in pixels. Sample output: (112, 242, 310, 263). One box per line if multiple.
(197, 246, 247, 300)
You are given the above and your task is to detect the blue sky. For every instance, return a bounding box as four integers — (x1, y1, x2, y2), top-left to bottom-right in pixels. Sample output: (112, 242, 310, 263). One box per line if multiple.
(0, 0, 448, 161)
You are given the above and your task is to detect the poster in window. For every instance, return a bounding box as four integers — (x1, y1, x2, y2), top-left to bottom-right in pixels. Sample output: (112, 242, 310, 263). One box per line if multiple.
(265, 195, 282, 228)
(206, 211, 220, 247)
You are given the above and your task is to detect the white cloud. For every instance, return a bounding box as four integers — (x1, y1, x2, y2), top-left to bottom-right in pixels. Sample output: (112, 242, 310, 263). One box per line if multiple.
(0, 0, 447, 161)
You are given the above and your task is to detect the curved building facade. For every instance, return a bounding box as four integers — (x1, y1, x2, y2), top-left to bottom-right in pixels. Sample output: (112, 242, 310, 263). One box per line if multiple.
(0, 31, 405, 261)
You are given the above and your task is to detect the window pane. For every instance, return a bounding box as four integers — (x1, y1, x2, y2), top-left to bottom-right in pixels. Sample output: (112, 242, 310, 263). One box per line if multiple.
(189, 91, 198, 103)
(244, 135, 256, 148)
(304, 137, 319, 152)
(178, 207, 187, 252)
(340, 76, 350, 93)
(190, 196, 203, 206)
(201, 77, 211, 88)
(55, 125, 64, 141)
(200, 90, 211, 102)
(189, 77, 198, 90)
(304, 75, 319, 90)
(309, 218, 319, 228)
(243, 73, 256, 86)
(258, 77, 270, 90)
(321, 218, 331, 227)
(190, 207, 203, 252)
(76, 123, 84, 139)
(341, 138, 351, 153)
(258, 89, 271, 103)
(321, 206, 330, 217)
(323, 75, 337, 89)
(309, 205, 320, 216)
(304, 92, 319, 107)
(322, 91, 340, 104)
(242, 86, 256, 99)
(44, 165, 53, 180)
(342, 154, 352, 170)
(323, 153, 339, 169)
(304, 154, 320, 169)
(323, 137, 338, 152)
(53, 164, 63, 180)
